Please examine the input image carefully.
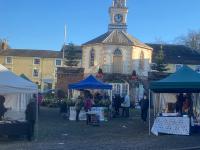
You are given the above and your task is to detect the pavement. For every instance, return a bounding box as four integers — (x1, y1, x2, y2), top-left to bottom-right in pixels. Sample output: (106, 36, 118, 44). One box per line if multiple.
(1, 107, 200, 150)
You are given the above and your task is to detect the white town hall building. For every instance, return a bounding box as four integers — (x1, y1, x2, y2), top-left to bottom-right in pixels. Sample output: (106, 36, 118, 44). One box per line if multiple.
(82, 0, 153, 77)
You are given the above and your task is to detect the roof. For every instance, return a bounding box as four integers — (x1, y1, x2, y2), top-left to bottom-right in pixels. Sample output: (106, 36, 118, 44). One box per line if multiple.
(0, 49, 62, 58)
(148, 44, 200, 65)
(69, 75, 112, 90)
(83, 30, 152, 50)
(150, 66, 200, 93)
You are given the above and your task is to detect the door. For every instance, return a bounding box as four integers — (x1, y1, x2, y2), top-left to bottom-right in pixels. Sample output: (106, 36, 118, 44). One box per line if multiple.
(113, 56, 122, 73)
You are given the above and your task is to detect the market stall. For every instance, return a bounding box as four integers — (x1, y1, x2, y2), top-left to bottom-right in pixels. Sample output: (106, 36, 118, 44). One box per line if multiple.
(0, 65, 38, 139)
(68, 75, 112, 122)
(150, 66, 200, 136)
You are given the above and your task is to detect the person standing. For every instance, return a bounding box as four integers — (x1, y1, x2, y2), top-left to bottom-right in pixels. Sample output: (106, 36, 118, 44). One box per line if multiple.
(113, 94, 121, 117)
(75, 95, 83, 121)
(121, 94, 130, 118)
(25, 97, 36, 140)
(84, 95, 93, 124)
(140, 94, 149, 122)
(0, 95, 8, 121)
(176, 93, 184, 115)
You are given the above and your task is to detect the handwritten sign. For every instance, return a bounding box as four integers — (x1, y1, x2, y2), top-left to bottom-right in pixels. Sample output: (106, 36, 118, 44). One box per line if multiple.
(151, 116, 190, 136)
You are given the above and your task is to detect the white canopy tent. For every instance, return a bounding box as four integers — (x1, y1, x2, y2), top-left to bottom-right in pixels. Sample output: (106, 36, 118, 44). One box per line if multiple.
(0, 64, 38, 120)
(0, 65, 37, 94)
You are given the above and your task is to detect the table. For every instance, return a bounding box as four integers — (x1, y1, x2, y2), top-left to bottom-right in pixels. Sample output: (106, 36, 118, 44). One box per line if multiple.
(151, 116, 190, 136)
(69, 107, 108, 121)
(0, 120, 30, 140)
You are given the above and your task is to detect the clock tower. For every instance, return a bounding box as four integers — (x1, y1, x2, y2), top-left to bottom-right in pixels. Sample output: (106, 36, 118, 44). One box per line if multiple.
(108, 0, 128, 32)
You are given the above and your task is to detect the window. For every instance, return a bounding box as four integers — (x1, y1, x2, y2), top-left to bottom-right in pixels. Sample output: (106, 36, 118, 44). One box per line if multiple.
(175, 64, 183, 71)
(195, 65, 200, 73)
(33, 69, 39, 77)
(34, 58, 40, 65)
(139, 51, 144, 70)
(114, 48, 122, 56)
(90, 49, 95, 67)
(55, 59, 62, 66)
(5, 56, 13, 64)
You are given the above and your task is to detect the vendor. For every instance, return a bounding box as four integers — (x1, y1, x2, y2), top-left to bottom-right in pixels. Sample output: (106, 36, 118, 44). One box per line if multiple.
(0, 95, 8, 121)
(182, 96, 192, 116)
(176, 94, 184, 114)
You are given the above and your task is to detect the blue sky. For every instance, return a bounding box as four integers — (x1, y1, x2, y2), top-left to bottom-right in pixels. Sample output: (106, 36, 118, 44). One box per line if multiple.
(0, 0, 200, 50)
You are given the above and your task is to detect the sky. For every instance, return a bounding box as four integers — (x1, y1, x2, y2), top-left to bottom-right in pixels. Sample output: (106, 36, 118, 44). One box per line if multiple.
(0, 0, 200, 51)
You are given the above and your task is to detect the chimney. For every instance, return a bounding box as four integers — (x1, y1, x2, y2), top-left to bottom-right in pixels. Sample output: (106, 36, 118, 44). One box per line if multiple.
(1, 39, 8, 50)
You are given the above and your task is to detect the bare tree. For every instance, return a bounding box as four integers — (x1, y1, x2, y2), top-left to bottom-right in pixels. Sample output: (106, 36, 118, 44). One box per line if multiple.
(154, 37, 166, 44)
(175, 30, 200, 52)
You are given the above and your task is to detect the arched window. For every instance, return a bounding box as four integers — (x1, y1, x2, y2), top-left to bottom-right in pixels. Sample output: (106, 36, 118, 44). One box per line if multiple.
(113, 48, 123, 73)
(90, 49, 95, 67)
(114, 48, 122, 56)
(139, 51, 144, 70)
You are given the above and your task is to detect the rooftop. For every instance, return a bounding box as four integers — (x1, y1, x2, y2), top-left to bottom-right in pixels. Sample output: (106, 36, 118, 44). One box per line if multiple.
(0, 49, 62, 58)
(83, 30, 152, 50)
(148, 44, 200, 65)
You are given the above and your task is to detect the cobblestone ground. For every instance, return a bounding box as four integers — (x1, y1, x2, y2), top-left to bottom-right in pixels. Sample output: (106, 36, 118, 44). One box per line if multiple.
(1, 107, 200, 150)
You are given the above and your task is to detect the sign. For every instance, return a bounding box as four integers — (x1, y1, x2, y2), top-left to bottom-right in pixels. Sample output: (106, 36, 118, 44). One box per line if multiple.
(151, 116, 190, 136)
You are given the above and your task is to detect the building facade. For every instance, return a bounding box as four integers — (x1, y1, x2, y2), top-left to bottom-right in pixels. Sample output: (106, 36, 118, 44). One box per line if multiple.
(0, 43, 63, 91)
(82, 0, 153, 77)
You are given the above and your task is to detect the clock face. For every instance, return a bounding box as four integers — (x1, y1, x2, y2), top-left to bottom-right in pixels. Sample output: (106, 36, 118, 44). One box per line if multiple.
(114, 14, 123, 23)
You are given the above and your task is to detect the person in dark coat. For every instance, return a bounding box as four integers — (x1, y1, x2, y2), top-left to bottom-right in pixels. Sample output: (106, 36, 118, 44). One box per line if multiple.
(113, 94, 121, 117)
(176, 93, 184, 115)
(140, 94, 149, 122)
(25, 98, 36, 140)
(0, 95, 7, 121)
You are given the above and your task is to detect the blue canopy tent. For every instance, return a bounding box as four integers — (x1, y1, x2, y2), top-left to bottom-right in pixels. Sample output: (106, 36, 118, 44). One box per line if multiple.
(68, 75, 113, 105)
(68, 75, 112, 90)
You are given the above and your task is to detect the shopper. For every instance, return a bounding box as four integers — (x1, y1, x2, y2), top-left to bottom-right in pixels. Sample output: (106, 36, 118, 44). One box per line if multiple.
(121, 94, 130, 118)
(84, 95, 93, 124)
(0, 95, 7, 121)
(113, 94, 121, 117)
(25, 97, 36, 140)
(140, 94, 149, 122)
(75, 95, 83, 121)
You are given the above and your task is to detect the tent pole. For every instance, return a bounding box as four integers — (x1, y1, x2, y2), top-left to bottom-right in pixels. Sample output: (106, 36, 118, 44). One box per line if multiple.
(153, 93, 155, 119)
(148, 89, 151, 136)
(35, 90, 39, 141)
(159, 93, 161, 114)
(110, 90, 113, 119)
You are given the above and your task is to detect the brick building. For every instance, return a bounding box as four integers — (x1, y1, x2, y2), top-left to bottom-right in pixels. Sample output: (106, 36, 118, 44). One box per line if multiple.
(56, 67, 84, 93)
